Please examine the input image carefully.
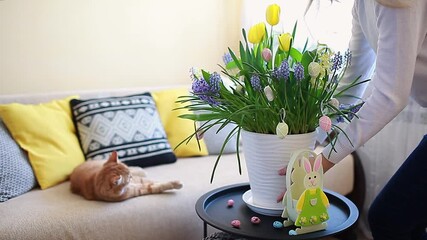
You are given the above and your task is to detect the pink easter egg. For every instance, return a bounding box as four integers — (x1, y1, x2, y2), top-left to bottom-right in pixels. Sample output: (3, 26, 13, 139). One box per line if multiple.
(319, 115, 332, 132)
(262, 48, 272, 62)
(227, 199, 234, 207)
(231, 220, 241, 228)
(251, 216, 261, 224)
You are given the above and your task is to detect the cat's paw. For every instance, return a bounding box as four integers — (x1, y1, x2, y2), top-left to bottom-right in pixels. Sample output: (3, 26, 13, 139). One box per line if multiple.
(172, 181, 183, 189)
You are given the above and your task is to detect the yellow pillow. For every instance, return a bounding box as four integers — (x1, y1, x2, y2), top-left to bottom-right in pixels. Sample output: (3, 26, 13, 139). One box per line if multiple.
(0, 96, 85, 189)
(152, 88, 208, 157)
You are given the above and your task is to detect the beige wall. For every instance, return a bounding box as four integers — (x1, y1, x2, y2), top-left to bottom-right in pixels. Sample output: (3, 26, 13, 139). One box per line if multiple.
(0, 0, 242, 95)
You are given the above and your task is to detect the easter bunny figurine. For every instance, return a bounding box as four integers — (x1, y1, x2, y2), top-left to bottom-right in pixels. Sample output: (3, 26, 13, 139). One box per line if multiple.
(281, 149, 330, 235)
(281, 150, 309, 227)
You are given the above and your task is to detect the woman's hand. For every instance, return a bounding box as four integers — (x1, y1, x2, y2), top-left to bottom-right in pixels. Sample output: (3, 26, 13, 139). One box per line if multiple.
(321, 153, 335, 173)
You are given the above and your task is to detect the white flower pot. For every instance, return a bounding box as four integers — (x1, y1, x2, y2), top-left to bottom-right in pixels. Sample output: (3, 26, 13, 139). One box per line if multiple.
(241, 130, 317, 214)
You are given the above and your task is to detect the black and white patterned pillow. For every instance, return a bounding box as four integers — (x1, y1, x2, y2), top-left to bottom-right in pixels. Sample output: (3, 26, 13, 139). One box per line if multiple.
(0, 119, 37, 202)
(70, 93, 177, 167)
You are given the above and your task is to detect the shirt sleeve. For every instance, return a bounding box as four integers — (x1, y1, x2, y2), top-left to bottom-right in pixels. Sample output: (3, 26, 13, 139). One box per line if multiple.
(334, 2, 375, 106)
(323, 1, 419, 164)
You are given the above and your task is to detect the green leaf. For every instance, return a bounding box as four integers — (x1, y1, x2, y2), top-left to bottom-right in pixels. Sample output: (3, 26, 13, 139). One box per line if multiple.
(201, 69, 211, 82)
(274, 50, 285, 68)
(225, 60, 238, 70)
(228, 47, 242, 70)
(289, 47, 302, 62)
(291, 21, 298, 39)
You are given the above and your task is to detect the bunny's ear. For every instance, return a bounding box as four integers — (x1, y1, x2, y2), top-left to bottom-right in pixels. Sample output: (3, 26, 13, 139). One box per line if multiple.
(313, 154, 323, 172)
(303, 157, 312, 173)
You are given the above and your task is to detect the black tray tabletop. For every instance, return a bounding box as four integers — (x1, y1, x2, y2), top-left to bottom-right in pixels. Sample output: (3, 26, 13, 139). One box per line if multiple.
(195, 183, 359, 240)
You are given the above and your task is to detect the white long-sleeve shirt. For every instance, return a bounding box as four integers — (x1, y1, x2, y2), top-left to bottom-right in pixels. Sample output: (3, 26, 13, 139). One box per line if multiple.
(323, 0, 427, 164)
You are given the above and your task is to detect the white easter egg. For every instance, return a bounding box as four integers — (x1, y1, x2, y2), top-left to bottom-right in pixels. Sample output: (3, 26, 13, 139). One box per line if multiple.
(329, 98, 340, 109)
(276, 122, 289, 139)
(264, 86, 275, 101)
(308, 62, 321, 78)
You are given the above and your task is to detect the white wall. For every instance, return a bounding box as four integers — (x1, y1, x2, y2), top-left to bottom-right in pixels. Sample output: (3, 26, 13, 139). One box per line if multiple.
(0, 0, 242, 94)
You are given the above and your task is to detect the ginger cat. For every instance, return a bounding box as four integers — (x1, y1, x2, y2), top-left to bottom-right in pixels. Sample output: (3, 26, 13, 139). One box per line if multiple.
(70, 151, 182, 202)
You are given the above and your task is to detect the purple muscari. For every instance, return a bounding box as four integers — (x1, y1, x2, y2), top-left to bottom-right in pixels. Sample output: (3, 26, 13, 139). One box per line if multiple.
(192, 78, 210, 95)
(335, 103, 363, 123)
(336, 104, 349, 123)
(272, 60, 290, 80)
(331, 51, 343, 71)
(250, 75, 262, 91)
(294, 63, 304, 81)
(222, 53, 233, 65)
(201, 95, 220, 106)
(209, 72, 222, 93)
(192, 74, 221, 106)
(348, 103, 363, 120)
(344, 50, 352, 66)
(336, 115, 345, 123)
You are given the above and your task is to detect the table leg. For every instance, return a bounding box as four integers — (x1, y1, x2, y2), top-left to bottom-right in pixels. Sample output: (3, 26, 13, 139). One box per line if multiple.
(203, 221, 207, 238)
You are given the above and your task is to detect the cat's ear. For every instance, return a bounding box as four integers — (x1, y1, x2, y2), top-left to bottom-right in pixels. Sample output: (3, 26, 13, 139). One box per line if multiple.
(106, 151, 118, 164)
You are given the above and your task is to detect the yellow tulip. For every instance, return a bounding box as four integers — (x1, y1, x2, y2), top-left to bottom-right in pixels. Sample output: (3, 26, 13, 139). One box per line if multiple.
(248, 23, 266, 44)
(278, 33, 292, 52)
(266, 4, 280, 26)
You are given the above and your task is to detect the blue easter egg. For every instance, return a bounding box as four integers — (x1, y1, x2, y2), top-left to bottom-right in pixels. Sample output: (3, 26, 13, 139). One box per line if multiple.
(273, 221, 283, 229)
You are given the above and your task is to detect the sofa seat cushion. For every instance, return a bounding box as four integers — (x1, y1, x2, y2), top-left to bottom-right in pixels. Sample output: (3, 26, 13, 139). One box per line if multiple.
(0, 154, 248, 240)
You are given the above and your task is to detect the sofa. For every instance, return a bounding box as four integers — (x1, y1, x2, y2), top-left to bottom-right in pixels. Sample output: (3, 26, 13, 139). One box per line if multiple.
(0, 86, 359, 240)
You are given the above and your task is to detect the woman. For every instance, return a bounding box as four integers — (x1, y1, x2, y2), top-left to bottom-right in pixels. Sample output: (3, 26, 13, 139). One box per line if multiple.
(318, 0, 427, 239)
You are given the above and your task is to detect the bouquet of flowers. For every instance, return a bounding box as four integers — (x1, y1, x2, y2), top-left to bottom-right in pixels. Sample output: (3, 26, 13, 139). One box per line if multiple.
(176, 3, 367, 180)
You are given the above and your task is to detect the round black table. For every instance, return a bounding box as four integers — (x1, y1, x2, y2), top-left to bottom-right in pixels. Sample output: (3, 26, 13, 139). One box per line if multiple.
(195, 183, 359, 240)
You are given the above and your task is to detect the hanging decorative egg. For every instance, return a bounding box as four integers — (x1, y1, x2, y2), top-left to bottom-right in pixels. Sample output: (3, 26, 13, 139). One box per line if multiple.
(276, 122, 289, 139)
(319, 115, 332, 132)
(329, 98, 339, 109)
(264, 86, 275, 101)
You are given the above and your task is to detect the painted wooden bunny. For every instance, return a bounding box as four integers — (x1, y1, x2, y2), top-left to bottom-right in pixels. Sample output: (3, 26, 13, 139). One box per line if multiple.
(281, 149, 330, 235)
